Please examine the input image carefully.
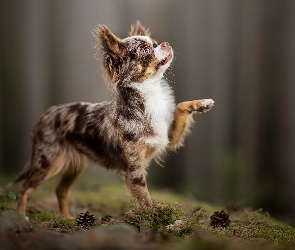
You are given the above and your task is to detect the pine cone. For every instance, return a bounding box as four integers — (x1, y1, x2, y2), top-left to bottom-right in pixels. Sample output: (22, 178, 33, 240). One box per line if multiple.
(76, 211, 96, 229)
(101, 215, 114, 224)
(210, 210, 231, 229)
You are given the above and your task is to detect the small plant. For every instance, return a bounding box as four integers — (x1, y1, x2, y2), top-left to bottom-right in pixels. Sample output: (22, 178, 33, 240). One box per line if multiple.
(122, 199, 200, 238)
(28, 211, 76, 232)
(123, 200, 186, 232)
(194, 206, 210, 223)
(0, 188, 16, 210)
(50, 212, 76, 232)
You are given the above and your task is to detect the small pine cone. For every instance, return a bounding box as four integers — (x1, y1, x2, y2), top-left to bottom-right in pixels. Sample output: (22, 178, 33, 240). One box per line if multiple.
(101, 215, 114, 224)
(76, 211, 96, 229)
(210, 210, 231, 229)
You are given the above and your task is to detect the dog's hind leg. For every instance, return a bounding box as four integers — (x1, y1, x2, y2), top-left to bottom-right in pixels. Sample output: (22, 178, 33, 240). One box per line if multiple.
(56, 155, 87, 219)
(17, 151, 67, 217)
(17, 186, 34, 217)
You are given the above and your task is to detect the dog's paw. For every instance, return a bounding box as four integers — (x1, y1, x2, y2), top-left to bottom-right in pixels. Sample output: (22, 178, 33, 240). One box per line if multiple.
(177, 99, 214, 114)
(194, 99, 214, 113)
(187, 99, 214, 113)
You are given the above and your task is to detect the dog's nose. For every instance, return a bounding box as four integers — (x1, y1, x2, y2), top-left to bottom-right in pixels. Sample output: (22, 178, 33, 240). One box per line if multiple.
(161, 42, 170, 48)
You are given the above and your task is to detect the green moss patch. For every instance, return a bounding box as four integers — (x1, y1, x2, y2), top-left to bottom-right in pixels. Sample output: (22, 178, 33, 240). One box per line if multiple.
(122, 199, 201, 238)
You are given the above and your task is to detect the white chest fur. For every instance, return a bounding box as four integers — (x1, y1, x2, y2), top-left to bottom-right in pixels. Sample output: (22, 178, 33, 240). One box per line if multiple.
(134, 76, 175, 149)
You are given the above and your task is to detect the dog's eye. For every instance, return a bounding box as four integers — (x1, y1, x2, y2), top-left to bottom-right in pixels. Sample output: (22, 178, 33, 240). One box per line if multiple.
(141, 47, 151, 56)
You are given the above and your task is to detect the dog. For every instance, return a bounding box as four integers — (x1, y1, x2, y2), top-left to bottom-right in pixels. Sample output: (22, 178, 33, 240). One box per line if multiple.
(13, 21, 214, 219)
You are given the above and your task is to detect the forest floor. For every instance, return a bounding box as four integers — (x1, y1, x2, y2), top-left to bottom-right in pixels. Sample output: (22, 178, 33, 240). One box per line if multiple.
(1, 168, 295, 250)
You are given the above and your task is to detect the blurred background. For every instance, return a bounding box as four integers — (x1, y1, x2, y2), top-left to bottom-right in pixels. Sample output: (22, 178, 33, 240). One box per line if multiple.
(1, 0, 295, 224)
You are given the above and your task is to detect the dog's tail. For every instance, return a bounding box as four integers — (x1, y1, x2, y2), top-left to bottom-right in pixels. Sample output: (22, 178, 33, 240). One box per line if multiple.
(6, 161, 30, 189)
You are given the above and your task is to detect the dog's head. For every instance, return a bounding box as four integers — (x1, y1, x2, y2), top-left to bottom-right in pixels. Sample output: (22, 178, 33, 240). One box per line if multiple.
(94, 21, 173, 90)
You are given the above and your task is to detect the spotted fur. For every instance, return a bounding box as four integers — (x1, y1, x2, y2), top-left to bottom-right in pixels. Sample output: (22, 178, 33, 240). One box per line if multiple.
(14, 21, 214, 219)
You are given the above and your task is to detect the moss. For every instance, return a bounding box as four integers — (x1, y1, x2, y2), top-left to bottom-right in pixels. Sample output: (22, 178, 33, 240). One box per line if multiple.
(121, 199, 210, 239)
(2, 173, 295, 248)
(0, 203, 15, 211)
(204, 209, 295, 248)
(123, 200, 186, 231)
(29, 212, 76, 232)
(51, 213, 76, 231)
(233, 225, 295, 247)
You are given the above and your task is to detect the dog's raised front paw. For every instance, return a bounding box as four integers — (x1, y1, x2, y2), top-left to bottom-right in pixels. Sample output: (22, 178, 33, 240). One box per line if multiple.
(177, 99, 214, 114)
(181, 99, 214, 113)
(194, 99, 214, 113)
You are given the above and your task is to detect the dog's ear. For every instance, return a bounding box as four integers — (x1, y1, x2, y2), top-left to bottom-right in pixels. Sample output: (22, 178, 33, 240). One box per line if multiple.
(129, 21, 151, 37)
(98, 25, 126, 59)
(129, 21, 158, 47)
(93, 25, 126, 89)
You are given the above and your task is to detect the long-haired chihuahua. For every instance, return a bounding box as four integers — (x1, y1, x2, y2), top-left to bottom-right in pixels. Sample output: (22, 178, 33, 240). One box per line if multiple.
(13, 21, 214, 218)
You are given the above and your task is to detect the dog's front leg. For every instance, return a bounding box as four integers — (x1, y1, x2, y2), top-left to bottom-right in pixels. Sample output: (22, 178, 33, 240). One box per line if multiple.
(169, 99, 214, 149)
(122, 167, 152, 207)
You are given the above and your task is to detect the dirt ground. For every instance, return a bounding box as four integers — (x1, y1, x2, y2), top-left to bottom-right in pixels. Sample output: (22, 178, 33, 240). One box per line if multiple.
(1, 170, 295, 249)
